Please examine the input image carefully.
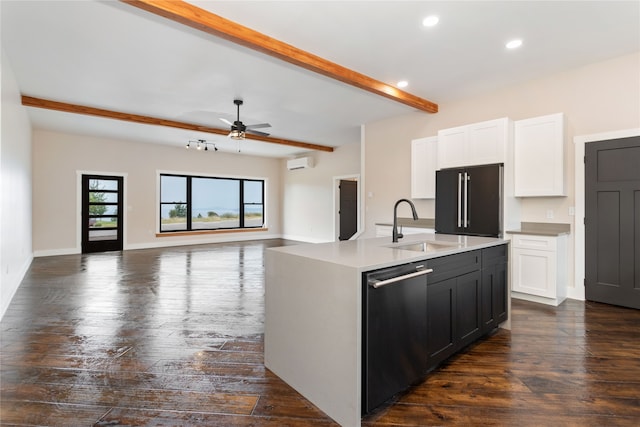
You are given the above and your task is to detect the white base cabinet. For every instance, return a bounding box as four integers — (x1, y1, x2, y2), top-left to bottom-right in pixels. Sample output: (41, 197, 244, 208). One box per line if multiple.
(511, 233, 568, 306)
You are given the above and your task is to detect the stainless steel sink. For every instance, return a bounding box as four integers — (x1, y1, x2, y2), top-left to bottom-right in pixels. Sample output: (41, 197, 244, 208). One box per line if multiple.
(389, 241, 457, 252)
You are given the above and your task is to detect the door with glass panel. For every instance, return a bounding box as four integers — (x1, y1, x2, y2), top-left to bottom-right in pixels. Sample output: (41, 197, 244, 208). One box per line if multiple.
(82, 175, 123, 253)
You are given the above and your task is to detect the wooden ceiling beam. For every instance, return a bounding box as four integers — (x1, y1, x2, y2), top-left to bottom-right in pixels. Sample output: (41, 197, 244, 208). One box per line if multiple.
(21, 95, 334, 153)
(121, 0, 439, 114)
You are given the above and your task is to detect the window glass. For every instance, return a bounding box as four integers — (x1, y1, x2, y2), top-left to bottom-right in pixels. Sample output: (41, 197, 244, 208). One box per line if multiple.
(160, 175, 188, 232)
(89, 192, 118, 204)
(244, 180, 263, 203)
(243, 180, 264, 227)
(89, 179, 118, 191)
(192, 178, 239, 229)
(159, 174, 264, 232)
(161, 175, 187, 202)
(161, 203, 187, 231)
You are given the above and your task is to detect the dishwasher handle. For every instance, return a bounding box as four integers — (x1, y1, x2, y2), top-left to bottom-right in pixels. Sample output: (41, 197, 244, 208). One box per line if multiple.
(368, 268, 433, 289)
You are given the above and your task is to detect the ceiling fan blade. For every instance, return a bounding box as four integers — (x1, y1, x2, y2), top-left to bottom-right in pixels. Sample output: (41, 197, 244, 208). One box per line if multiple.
(246, 122, 271, 129)
(247, 129, 270, 137)
(219, 117, 233, 126)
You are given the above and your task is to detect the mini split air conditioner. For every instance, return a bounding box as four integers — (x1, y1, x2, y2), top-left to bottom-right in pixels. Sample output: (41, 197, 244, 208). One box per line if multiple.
(286, 157, 314, 170)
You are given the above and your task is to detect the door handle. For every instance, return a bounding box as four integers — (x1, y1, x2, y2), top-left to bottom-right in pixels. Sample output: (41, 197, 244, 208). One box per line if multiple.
(457, 172, 463, 227)
(369, 268, 433, 288)
(463, 172, 469, 228)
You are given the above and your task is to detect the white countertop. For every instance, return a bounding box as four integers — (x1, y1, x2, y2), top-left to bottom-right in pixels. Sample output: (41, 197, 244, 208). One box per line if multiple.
(269, 233, 508, 272)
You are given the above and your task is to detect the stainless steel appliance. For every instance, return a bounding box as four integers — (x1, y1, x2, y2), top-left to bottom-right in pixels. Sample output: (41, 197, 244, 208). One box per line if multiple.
(435, 163, 503, 238)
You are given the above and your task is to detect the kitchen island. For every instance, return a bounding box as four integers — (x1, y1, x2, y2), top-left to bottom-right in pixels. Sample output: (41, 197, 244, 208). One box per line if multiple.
(265, 233, 509, 427)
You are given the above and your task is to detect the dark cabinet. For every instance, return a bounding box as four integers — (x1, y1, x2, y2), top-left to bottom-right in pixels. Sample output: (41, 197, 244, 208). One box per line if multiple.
(426, 277, 456, 367)
(481, 244, 508, 333)
(362, 244, 508, 414)
(426, 250, 482, 370)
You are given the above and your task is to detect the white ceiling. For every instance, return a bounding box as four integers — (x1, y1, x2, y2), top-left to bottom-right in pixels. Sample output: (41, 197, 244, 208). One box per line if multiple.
(2, 1, 639, 158)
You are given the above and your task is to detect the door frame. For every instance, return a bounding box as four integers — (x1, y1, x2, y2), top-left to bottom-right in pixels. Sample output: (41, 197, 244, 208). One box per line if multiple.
(76, 170, 128, 253)
(333, 174, 361, 241)
(573, 128, 640, 300)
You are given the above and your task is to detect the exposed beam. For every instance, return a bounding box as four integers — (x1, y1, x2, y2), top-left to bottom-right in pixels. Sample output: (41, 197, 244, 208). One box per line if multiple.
(21, 95, 334, 153)
(121, 0, 439, 114)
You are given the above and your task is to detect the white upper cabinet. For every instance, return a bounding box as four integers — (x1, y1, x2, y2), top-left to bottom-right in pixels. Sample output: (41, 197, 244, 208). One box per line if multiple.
(411, 136, 437, 199)
(437, 126, 467, 169)
(514, 113, 566, 197)
(437, 118, 509, 169)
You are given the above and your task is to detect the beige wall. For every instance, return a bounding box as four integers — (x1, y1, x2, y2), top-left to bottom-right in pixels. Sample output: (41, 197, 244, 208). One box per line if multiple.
(363, 51, 640, 296)
(32, 130, 283, 255)
(282, 140, 361, 242)
(1, 48, 33, 318)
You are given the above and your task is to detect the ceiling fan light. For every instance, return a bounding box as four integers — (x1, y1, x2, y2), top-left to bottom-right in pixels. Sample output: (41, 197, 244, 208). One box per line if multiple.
(229, 129, 245, 140)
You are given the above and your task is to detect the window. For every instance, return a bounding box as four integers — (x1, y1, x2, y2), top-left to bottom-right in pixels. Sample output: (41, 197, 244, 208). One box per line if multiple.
(159, 174, 264, 233)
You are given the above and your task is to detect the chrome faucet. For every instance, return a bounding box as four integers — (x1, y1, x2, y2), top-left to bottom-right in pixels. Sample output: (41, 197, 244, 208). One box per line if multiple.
(392, 199, 419, 243)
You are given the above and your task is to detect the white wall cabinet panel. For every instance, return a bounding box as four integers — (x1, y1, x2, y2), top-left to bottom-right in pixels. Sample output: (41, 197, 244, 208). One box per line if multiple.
(411, 136, 437, 199)
(437, 118, 508, 169)
(511, 234, 568, 306)
(437, 126, 468, 168)
(514, 113, 566, 197)
(468, 118, 508, 166)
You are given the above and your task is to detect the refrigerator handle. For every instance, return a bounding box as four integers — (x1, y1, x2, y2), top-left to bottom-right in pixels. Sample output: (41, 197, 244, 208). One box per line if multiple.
(457, 172, 463, 227)
(464, 172, 469, 228)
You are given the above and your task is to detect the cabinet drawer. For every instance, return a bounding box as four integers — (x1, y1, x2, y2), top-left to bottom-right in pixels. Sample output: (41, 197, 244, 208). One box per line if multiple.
(482, 244, 507, 267)
(427, 250, 480, 284)
(512, 234, 557, 251)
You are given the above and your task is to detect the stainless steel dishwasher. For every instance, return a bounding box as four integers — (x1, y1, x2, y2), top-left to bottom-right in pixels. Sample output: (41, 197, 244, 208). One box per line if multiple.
(362, 262, 433, 414)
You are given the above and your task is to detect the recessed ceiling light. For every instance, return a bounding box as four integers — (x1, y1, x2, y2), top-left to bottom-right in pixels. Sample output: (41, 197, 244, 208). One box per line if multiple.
(397, 80, 408, 88)
(506, 39, 523, 49)
(422, 15, 439, 27)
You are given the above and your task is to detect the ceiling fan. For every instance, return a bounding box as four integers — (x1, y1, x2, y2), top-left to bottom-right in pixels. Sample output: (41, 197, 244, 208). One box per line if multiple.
(219, 99, 271, 140)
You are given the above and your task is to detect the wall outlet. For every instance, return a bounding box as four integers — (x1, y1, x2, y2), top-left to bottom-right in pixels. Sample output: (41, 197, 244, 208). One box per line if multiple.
(546, 209, 554, 219)
(568, 206, 575, 216)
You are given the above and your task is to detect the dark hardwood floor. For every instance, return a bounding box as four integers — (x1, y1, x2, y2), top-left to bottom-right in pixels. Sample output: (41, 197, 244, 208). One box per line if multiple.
(1, 239, 639, 426)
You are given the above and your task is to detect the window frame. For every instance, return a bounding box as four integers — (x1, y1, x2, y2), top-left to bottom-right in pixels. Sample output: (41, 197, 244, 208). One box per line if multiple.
(158, 173, 266, 233)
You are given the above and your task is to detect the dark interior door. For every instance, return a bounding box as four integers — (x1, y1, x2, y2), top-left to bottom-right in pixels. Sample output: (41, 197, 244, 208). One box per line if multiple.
(339, 179, 357, 240)
(82, 175, 124, 253)
(585, 136, 640, 309)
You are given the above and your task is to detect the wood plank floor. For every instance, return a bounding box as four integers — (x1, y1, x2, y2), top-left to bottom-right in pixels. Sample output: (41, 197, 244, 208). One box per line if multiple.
(1, 239, 639, 426)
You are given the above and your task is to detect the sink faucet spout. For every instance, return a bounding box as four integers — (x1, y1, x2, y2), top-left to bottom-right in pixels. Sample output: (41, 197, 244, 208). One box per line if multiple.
(392, 199, 419, 243)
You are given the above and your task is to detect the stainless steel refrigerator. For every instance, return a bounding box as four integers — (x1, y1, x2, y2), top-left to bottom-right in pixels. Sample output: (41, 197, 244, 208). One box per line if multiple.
(435, 164, 503, 238)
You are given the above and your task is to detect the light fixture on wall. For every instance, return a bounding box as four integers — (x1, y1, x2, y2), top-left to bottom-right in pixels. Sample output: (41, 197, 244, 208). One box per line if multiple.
(185, 139, 218, 151)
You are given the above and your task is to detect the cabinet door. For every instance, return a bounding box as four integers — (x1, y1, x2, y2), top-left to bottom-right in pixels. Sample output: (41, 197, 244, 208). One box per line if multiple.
(468, 118, 507, 166)
(411, 137, 437, 199)
(456, 270, 482, 349)
(437, 125, 468, 169)
(481, 260, 508, 333)
(426, 278, 456, 370)
(512, 248, 556, 298)
(514, 113, 566, 196)
(493, 260, 508, 325)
